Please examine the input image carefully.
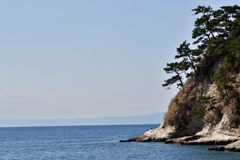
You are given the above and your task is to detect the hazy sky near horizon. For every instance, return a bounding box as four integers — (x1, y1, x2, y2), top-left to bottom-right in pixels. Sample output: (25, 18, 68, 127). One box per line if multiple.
(0, 0, 239, 119)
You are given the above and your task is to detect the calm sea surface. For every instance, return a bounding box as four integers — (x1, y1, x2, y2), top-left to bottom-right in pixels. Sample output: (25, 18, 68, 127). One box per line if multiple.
(0, 124, 239, 160)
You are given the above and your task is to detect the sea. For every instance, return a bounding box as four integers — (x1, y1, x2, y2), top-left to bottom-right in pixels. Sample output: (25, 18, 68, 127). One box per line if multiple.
(0, 124, 239, 160)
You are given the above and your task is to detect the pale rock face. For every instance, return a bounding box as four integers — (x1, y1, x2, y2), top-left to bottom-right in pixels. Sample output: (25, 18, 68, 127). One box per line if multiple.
(123, 59, 240, 145)
(141, 81, 219, 140)
(194, 112, 239, 144)
(195, 125, 213, 136)
(204, 83, 217, 97)
(138, 76, 239, 143)
(224, 140, 240, 149)
(214, 113, 238, 136)
(196, 113, 238, 136)
(143, 124, 176, 139)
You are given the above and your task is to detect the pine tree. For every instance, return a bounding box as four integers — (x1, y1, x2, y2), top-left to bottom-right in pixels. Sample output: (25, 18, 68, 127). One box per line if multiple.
(190, 96, 217, 122)
(175, 41, 198, 73)
(162, 61, 188, 89)
(192, 6, 216, 50)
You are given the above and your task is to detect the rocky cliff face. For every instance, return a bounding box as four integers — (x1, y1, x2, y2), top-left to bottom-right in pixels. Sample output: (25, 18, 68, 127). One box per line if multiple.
(120, 5, 240, 152)
(120, 59, 240, 151)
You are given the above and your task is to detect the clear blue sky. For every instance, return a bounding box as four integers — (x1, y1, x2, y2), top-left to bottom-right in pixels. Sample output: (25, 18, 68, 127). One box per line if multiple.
(0, 0, 239, 119)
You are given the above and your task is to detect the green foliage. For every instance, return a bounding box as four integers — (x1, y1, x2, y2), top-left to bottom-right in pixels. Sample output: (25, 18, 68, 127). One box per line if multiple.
(162, 61, 187, 89)
(163, 5, 240, 125)
(190, 106, 206, 120)
(234, 109, 239, 115)
(191, 5, 240, 102)
(160, 4, 240, 129)
(174, 98, 178, 104)
(192, 5, 217, 50)
(163, 5, 240, 89)
(213, 53, 238, 100)
(175, 41, 199, 73)
(162, 40, 202, 89)
(190, 96, 217, 121)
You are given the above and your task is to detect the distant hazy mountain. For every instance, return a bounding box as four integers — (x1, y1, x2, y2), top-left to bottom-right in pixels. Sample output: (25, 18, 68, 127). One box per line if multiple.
(0, 113, 164, 127)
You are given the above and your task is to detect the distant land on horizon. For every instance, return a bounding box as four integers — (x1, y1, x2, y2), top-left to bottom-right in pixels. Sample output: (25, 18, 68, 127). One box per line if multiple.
(0, 113, 165, 127)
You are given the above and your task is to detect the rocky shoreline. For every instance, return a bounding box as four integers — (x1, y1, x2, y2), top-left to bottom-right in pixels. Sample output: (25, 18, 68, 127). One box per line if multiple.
(119, 45, 240, 152)
(119, 117, 240, 152)
(118, 4, 240, 154)
(119, 76, 240, 152)
(120, 133, 240, 151)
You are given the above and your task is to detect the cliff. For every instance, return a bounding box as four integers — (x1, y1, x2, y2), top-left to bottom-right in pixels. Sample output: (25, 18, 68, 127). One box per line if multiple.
(120, 59, 240, 150)
(120, 5, 240, 151)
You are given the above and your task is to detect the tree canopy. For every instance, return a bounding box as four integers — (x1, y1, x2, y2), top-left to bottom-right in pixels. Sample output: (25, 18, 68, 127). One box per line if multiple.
(162, 5, 240, 121)
(162, 5, 240, 91)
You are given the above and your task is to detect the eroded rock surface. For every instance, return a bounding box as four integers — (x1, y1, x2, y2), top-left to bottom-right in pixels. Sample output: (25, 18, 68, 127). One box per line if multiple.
(120, 59, 240, 151)
(119, 124, 174, 142)
(208, 140, 240, 151)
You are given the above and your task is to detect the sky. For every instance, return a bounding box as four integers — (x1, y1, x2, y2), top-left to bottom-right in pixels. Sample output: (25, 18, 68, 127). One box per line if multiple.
(0, 0, 239, 119)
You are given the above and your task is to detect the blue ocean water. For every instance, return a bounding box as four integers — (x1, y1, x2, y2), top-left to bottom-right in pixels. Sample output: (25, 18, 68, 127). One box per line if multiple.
(0, 124, 239, 160)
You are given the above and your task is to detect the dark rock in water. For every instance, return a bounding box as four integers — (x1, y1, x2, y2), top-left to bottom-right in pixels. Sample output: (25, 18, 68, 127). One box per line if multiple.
(208, 146, 225, 151)
(165, 135, 202, 144)
(208, 140, 240, 152)
(182, 139, 237, 145)
(228, 147, 236, 151)
(208, 147, 215, 150)
(119, 135, 167, 142)
(218, 147, 225, 151)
